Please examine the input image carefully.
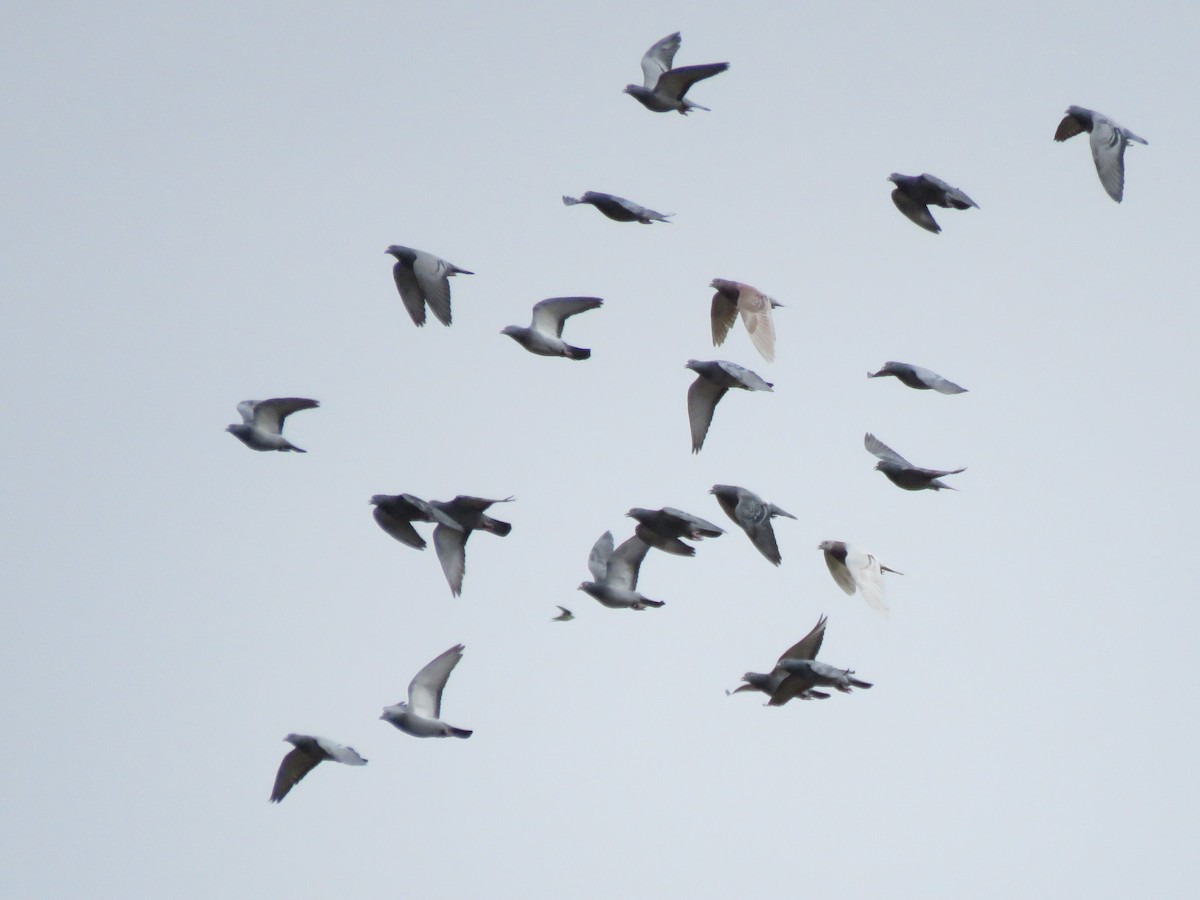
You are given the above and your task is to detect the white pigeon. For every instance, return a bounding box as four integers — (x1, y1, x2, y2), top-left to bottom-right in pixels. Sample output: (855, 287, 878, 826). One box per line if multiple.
(624, 32, 729, 114)
(709, 279, 781, 363)
(501, 297, 603, 360)
(269, 734, 367, 803)
(577, 531, 664, 610)
(226, 398, 318, 452)
(380, 644, 472, 739)
(1054, 106, 1148, 202)
(386, 245, 473, 327)
(818, 540, 902, 616)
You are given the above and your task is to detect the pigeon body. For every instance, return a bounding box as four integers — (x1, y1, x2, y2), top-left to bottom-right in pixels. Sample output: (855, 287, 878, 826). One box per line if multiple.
(226, 398, 318, 452)
(709, 279, 781, 363)
(578, 531, 663, 610)
(561, 192, 671, 224)
(887, 173, 978, 234)
(1054, 105, 1147, 202)
(428, 496, 513, 596)
(386, 245, 473, 327)
(623, 32, 729, 114)
(818, 540, 901, 615)
(777, 658, 873, 694)
(685, 359, 773, 453)
(552, 606, 574, 621)
(501, 297, 603, 360)
(865, 433, 964, 491)
(380, 644, 472, 739)
(369, 493, 462, 551)
(270, 734, 367, 803)
(868, 362, 967, 394)
(710, 484, 795, 566)
(626, 507, 724, 557)
(730, 616, 833, 705)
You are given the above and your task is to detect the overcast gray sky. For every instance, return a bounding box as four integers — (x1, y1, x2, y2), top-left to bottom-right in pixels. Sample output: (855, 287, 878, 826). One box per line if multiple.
(3, 1, 1198, 897)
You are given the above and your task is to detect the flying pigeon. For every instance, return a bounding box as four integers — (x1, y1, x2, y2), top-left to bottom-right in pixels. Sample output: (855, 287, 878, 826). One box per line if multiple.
(380, 644, 472, 739)
(369, 493, 463, 551)
(501, 297, 603, 360)
(226, 398, 318, 452)
(269, 734, 367, 803)
(685, 359, 773, 453)
(428, 496, 513, 596)
(818, 540, 902, 616)
(728, 616, 833, 705)
(624, 32, 729, 114)
(868, 362, 967, 394)
(710, 484, 796, 566)
(709, 279, 782, 363)
(386, 245, 473, 327)
(552, 606, 574, 621)
(777, 658, 873, 695)
(577, 531, 664, 610)
(561, 192, 671, 224)
(887, 173, 979, 234)
(625, 507, 725, 556)
(865, 433, 965, 491)
(1054, 105, 1148, 202)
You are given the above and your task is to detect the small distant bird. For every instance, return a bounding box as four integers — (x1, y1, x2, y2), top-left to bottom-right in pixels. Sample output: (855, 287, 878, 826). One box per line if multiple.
(729, 616, 834, 705)
(626, 507, 725, 556)
(369, 493, 462, 551)
(1054, 105, 1148, 202)
(226, 398, 318, 452)
(868, 361, 967, 394)
(710, 484, 796, 566)
(561, 192, 671, 224)
(887, 173, 979, 234)
(624, 32, 729, 114)
(380, 644, 472, 739)
(818, 540, 902, 616)
(709, 279, 782, 363)
(578, 531, 664, 610)
(865, 433, 965, 491)
(428, 496, 513, 596)
(386, 245, 473, 327)
(269, 734, 367, 803)
(552, 606, 574, 621)
(501, 297, 603, 360)
(685, 360, 773, 453)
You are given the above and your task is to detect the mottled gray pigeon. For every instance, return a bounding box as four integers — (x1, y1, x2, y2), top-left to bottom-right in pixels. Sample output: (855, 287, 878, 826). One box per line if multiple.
(818, 540, 902, 616)
(1054, 105, 1148, 202)
(226, 398, 318, 452)
(577, 531, 664, 610)
(728, 616, 833, 705)
(685, 360, 773, 453)
(270, 734, 367, 803)
(386, 245, 473, 327)
(429, 496, 513, 596)
(623, 32, 729, 114)
(865, 433, 964, 491)
(710, 279, 781, 363)
(501, 297, 603, 360)
(868, 361, 966, 394)
(562, 192, 671, 224)
(887, 173, 978, 234)
(710, 484, 796, 566)
(380, 644, 472, 739)
(626, 507, 725, 556)
(369, 493, 463, 551)
(552, 606, 574, 621)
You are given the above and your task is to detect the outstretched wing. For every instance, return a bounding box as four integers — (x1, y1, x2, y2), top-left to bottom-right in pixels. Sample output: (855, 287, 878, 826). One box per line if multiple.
(864, 433, 914, 468)
(531, 297, 603, 337)
(606, 536, 650, 591)
(408, 644, 465, 718)
(640, 32, 681, 88)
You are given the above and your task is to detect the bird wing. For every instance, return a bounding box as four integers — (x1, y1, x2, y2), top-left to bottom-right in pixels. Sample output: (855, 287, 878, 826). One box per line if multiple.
(864, 433, 914, 467)
(270, 745, 322, 803)
(587, 531, 614, 582)
(314, 736, 367, 766)
(530, 297, 603, 337)
(710, 286, 739, 347)
(1054, 109, 1088, 142)
(687, 377, 727, 453)
(716, 360, 771, 391)
(372, 506, 426, 549)
(236, 400, 258, 425)
(392, 257, 429, 326)
(910, 365, 967, 394)
(776, 615, 828, 666)
(846, 546, 889, 615)
(735, 490, 782, 565)
(823, 550, 858, 596)
(891, 189, 941, 233)
(252, 398, 318, 434)
(1089, 119, 1129, 202)
(640, 32, 681, 88)
(606, 535, 650, 590)
(920, 174, 978, 210)
(737, 285, 777, 363)
(656, 63, 729, 101)
(413, 253, 454, 326)
(433, 524, 469, 596)
(661, 508, 724, 537)
(408, 643, 465, 718)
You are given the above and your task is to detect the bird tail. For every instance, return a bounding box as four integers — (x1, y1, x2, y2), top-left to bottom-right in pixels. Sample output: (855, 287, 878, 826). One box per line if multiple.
(287, 444, 307, 453)
(635, 598, 665, 609)
(681, 100, 711, 114)
(449, 265, 474, 276)
(449, 727, 473, 739)
(562, 195, 582, 206)
(881, 565, 903, 576)
(483, 516, 512, 537)
(848, 676, 873, 690)
(564, 345, 592, 361)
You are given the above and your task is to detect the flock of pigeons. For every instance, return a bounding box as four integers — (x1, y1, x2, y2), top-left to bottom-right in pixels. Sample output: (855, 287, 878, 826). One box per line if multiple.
(225, 32, 1149, 803)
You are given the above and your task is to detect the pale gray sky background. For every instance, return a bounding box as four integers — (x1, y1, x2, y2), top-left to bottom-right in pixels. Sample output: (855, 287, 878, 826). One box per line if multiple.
(3, 2, 1198, 897)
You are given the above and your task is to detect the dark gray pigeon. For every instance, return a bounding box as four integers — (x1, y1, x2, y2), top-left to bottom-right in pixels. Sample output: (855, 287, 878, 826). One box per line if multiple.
(577, 531, 664, 610)
(685, 360, 773, 453)
(710, 484, 796, 566)
(626, 507, 725, 556)
(1054, 105, 1148, 202)
(386, 245, 473, 327)
(818, 540, 901, 616)
(865, 433, 964, 491)
(380, 644, 472, 739)
(269, 734, 367, 803)
(868, 361, 967, 394)
(710, 279, 782, 363)
(623, 32, 729, 114)
(501, 297, 603, 360)
(887, 173, 978, 234)
(226, 398, 318, 452)
(428, 496, 513, 596)
(728, 616, 833, 705)
(562, 191, 671, 224)
(369, 493, 463, 551)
